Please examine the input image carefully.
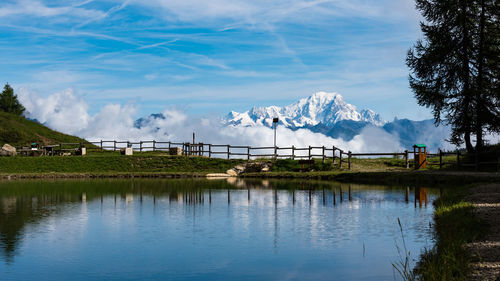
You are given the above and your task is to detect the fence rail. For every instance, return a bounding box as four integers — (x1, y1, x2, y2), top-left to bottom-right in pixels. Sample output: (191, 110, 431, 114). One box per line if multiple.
(15, 140, 499, 171)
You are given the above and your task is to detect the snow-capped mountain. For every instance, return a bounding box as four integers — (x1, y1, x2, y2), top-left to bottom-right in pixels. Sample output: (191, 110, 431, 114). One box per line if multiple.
(133, 91, 451, 150)
(225, 92, 385, 128)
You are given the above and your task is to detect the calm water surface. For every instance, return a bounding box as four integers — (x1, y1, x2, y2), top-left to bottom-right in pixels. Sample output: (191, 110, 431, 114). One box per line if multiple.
(0, 179, 437, 281)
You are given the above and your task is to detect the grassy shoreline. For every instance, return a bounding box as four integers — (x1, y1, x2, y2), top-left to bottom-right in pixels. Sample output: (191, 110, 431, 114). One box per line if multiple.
(1, 153, 498, 184)
(405, 184, 489, 281)
(2, 169, 499, 187)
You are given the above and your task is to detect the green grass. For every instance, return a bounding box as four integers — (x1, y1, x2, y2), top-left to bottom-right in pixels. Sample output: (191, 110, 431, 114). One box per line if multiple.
(271, 158, 336, 172)
(408, 186, 488, 281)
(0, 111, 90, 147)
(0, 154, 243, 174)
(349, 157, 408, 171)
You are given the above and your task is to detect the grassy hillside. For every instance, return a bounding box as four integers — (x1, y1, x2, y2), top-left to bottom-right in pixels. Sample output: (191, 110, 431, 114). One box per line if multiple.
(0, 111, 89, 146)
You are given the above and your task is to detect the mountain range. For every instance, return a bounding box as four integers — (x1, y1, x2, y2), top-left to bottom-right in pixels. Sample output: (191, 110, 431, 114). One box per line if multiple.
(136, 92, 450, 149)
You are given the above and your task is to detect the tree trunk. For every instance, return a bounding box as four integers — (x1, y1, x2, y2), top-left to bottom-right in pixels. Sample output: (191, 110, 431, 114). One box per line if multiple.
(464, 131, 474, 153)
(475, 0, 486, 152)
(461, 0, 474, 153)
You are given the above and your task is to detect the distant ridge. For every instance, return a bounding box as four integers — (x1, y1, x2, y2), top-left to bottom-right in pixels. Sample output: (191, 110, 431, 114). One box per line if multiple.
(133, 92, 450, 149)
(223, 92, 449, 148)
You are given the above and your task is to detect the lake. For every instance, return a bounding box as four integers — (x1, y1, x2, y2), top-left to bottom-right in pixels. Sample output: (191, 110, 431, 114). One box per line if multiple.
(0, 178, 437, 280)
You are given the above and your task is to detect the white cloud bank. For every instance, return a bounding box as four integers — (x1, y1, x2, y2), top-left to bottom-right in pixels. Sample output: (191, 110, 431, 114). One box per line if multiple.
(18, 88, 482, 154)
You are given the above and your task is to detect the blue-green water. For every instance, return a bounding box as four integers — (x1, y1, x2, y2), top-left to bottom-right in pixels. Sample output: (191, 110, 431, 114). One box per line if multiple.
(0, 179, 436, 280)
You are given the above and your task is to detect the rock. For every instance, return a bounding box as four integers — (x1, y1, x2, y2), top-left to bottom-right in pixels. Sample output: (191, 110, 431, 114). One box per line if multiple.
(261, 166, 270, 172)
(226, 169, 238, 176)
(0, 144, 16, 156)
(234, 165, 246, 172)
(206, 173, 231, 178)
(244, 163, 262, 173)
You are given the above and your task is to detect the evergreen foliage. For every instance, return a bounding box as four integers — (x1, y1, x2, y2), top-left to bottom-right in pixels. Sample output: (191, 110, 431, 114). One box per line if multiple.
(407, 0, 499, 152)
(0, 83, 25, 116)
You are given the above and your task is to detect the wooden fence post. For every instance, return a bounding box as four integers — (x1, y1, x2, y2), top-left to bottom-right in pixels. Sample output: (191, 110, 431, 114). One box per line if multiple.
(140, 141, 143, 152)
(168, 141, 171, 151)
(322, 146, 325, 164)
(405, 150, 409, 169)
(153, 140, 156, 152)
(332, 146, 336, 165)
(113, 141, 116, 151)
(227, 145, 230, 159)
(208, 144, 212, 158)
(348, 151, 352, 170)
(274, 146, 278, 160)
(100, 140, 103, 151)
(339, 150, 343, 169)
(292, 145, 295, 160)
(247, 146, 250, 161)
(308, 146, 312, 160)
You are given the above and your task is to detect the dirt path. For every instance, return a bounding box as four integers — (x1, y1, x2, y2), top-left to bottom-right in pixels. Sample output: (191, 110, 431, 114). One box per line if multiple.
(467, 184, 500, 281)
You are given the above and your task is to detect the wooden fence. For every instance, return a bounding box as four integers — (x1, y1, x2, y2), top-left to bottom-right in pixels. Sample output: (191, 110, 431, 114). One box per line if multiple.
(426, 149, 500, 171)
(20, 140, 498, 171)
(89, 140, 499, 170)
(89, 140, 353, 166)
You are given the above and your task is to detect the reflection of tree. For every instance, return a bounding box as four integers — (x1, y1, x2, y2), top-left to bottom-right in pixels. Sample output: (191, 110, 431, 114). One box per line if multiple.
(0, 179, 237, 263)
(0, 197, 49, 263)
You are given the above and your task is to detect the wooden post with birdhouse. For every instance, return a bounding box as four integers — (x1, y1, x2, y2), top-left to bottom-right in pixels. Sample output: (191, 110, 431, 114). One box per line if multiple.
(413, 144, 427, 170)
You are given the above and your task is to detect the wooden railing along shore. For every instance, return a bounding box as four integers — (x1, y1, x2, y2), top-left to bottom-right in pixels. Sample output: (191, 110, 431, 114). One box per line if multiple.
(17, 140, 499, 171)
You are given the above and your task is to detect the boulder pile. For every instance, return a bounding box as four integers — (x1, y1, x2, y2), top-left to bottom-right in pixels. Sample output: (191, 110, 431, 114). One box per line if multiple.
(0, 144, 16, 156)
(225, 161, 272, 176)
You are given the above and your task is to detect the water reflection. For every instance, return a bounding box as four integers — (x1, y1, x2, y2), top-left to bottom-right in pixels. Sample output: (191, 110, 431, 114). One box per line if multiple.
(415, 187, 428, 207)
(0, 179, 437, 281)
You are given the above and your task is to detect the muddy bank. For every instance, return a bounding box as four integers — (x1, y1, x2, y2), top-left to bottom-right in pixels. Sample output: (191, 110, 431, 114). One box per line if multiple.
(467, 184, 500, 281)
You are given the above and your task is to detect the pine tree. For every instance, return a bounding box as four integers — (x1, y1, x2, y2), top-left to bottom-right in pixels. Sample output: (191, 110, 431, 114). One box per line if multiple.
(472, 0, 500, 151)
(407, 0, 499, 152)
(0, 83, 25, 116)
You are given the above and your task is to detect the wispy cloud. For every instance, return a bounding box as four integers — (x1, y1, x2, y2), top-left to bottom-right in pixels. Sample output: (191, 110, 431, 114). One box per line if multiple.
(73, 0, 131, 28)
(0, 0, 104, 19)
(1, 0, 427, 121)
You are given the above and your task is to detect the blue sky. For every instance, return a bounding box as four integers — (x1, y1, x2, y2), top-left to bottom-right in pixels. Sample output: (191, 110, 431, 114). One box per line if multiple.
(0, 0, 428, 121)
